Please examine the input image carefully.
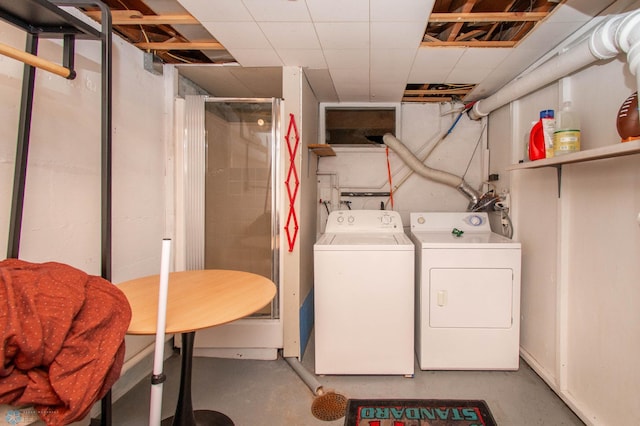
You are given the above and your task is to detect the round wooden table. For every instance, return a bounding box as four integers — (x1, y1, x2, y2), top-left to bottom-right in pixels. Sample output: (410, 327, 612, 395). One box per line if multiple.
(118, 270, 276, 426)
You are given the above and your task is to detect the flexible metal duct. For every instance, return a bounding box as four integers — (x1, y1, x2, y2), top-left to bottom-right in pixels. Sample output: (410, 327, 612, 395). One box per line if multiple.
(468, 9, 640, 120)
(382, 133, 481, 207)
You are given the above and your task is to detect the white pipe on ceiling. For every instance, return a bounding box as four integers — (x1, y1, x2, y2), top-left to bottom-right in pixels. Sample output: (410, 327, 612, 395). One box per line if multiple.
(468, 9, 640, 120)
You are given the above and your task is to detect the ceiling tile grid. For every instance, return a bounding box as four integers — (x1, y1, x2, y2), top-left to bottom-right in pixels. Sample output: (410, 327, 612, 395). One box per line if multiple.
(166, 0, 611, 102)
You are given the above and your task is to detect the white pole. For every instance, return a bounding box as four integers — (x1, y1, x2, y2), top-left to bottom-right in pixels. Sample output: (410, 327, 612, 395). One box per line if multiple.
(149, 238, 171, 426)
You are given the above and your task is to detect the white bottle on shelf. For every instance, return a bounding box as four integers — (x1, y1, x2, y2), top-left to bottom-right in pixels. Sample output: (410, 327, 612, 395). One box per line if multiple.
(554, 101, 581, 156)
(540, 109, 555, 158)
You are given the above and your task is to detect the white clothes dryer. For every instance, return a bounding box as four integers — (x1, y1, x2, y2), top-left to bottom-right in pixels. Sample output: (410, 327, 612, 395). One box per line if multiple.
(410, 212, 521, 370)
(314, 210, 414, 375)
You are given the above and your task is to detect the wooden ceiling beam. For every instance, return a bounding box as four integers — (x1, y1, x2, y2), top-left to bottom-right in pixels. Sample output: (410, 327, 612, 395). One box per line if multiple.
(429, 11, 547, 23)
(402, 96, 454, 103)
(85, 10, 199, 25)
(483, 0, 518, 41)
(135, 41, 225, 50)
(455, 29, 485, 41)
(421, 40, 516, 47)
(405, 89, 472, 95)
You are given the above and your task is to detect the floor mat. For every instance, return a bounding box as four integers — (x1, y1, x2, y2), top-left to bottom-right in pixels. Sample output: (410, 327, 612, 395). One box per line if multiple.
(344, 399, 497, 426)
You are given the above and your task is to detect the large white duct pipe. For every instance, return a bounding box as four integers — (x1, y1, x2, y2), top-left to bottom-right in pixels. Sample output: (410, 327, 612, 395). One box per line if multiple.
(382, 133, 481, 206)
(469, 9, 640, 120)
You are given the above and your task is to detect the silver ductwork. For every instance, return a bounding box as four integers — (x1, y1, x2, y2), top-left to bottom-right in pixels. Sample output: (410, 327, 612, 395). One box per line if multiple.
(382, 133, 482, 208)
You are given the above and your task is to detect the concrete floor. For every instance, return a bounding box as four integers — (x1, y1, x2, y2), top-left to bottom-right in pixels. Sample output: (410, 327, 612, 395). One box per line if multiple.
(111, 337, 585, 426)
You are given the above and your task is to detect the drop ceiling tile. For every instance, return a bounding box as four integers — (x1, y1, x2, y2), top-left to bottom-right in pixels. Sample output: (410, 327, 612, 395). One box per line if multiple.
(177, 0, 252, 21)
(408, 48, 465, 81)
(371, 49, 416, 72)
(306, 0, 369, 22)
(337, 91, 371, 102)
(500, 48, 546, 72)
(330, 67, 370, 90)
(276, 49, 327, 68)
(549, 4, 594, 23)
(371, 49, 415, 84)
(454, 48, 511, 69)
(331, 82, 371, 102)
(446, 66, 494, 84)
(200, 22, 271, 49)
(370, 82, 405, 102)
(408, 67, 452, 84)
(173, 24, 215, 42)
(370, 0, 435, 22)
(228, 48, 283, 67)
(518, 22, 585, 51)
(177, 66, 255, 97)
(230, 67, 283, 97)
(242, 0, 311, 22)
(370, 22, 427, 49)
(467, 60, 532, 100)
(314, 23, 369, 49)
(304, 68, 339, 101)
(323, 49, 369, 69)
(258, 22, 321, 49)
(146, 0, 189, 14)
(558, 0, 617, 22)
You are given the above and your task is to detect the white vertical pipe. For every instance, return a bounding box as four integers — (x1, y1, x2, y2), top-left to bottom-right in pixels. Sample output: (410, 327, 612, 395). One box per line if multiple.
(149, 238, 171, 426)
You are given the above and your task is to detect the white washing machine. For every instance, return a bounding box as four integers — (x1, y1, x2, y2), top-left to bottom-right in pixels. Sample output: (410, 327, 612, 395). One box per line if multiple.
(410, 212, 521, 370)
(314, 210, 414, 375)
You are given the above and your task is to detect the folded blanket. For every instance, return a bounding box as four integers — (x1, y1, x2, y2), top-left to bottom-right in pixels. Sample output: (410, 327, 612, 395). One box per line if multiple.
(0, 259, 132, 425)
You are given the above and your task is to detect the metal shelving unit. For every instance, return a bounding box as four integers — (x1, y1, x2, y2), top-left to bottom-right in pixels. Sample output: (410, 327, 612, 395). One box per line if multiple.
(0, 1, 113, 424)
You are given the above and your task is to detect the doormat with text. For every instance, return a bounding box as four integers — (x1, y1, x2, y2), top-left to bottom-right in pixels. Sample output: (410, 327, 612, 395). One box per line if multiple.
(344, 399, 497, 426)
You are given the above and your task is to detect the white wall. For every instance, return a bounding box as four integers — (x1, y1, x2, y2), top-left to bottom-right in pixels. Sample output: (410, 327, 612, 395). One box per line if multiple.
(281, 67, 319, 358)
(0, 16, 172, 405)
(316, 102, 487, 234)
(490, 35, 640, 426)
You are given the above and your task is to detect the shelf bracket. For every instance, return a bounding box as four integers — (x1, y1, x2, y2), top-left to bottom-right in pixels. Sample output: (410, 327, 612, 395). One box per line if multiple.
(554, 165, 562, 198)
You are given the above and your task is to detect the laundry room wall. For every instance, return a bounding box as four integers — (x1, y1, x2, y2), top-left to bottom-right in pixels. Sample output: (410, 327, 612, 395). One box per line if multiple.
(316, 102, 487, 235)
(0, 14, 172, 405)
(486, 6, 640, 423)
(281, 67, 319, 358)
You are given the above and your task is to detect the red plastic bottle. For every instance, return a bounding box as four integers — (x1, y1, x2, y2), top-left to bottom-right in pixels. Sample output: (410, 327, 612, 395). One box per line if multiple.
(528, 120, 545, 160)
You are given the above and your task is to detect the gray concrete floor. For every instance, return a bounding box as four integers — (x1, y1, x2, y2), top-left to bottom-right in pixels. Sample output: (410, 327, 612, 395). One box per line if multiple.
(111, 338, 585, 425)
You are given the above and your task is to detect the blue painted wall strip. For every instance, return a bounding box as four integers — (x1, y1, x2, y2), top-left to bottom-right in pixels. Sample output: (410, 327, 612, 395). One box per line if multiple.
(299, 289, 314, 356)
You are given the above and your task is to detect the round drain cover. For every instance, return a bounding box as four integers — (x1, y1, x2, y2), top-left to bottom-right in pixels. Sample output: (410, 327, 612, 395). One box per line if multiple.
(311, 392, 348, 421)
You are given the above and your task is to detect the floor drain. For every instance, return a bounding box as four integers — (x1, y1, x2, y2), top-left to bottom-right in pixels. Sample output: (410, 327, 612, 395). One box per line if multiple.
(311, 391, 348, 421)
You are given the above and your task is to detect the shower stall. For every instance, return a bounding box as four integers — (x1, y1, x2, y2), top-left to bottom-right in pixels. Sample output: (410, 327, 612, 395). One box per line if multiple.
(177, 96, 283, 359)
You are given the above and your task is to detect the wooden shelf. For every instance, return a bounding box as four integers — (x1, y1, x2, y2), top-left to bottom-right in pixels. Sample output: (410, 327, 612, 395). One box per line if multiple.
(508, 139, 640, 170)
(308, 144, 336, 157)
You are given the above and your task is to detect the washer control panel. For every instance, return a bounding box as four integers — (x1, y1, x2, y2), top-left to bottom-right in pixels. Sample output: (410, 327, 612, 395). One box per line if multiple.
(410, 212, 490, 232)
(326, 210, 403, 233)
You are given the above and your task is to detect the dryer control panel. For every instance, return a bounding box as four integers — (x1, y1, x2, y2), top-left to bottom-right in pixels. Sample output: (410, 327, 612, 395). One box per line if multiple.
(325, 210, 403, 233)
(411, 212, 490, 232)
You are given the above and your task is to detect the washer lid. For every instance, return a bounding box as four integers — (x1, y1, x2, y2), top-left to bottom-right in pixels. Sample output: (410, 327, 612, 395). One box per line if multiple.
(315, 232, 414, 250)
(410, 231, 520, 249)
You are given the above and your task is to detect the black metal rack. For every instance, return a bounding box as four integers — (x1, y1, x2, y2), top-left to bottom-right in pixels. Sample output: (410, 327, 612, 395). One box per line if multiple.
(0, 1, 113, 424)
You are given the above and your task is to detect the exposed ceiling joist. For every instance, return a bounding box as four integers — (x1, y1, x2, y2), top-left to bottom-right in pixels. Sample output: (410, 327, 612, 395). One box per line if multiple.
(420, 40, 516, 47)
(85, 10, 198, 25)
(429, 11, 547, 23)
(134, 41, 224, 50)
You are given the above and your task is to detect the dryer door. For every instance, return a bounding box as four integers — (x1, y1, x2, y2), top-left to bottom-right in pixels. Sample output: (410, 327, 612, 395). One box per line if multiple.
(429, 268, 513, 328)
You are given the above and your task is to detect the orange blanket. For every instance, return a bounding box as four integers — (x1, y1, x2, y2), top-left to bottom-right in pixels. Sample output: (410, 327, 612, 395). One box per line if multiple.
(0, 259, 132, 425)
